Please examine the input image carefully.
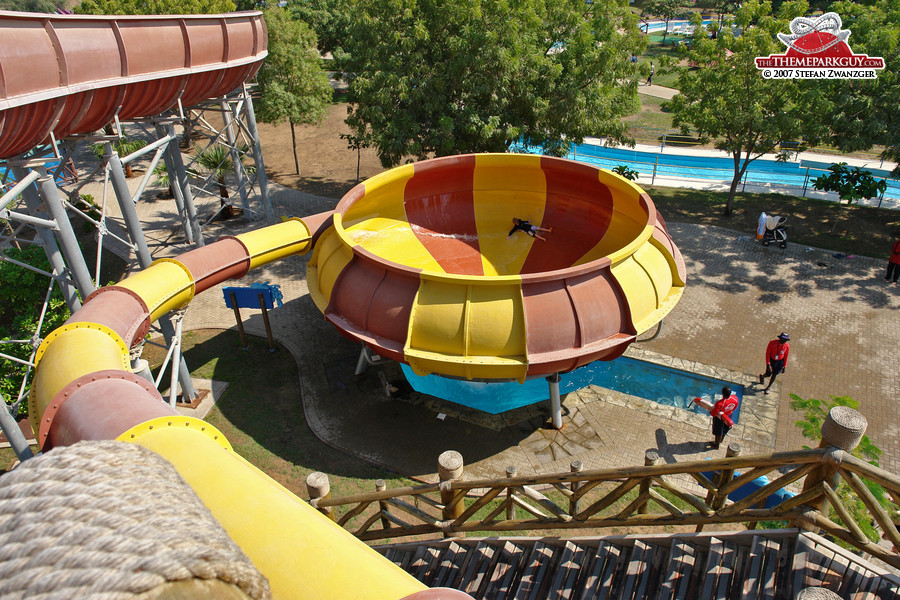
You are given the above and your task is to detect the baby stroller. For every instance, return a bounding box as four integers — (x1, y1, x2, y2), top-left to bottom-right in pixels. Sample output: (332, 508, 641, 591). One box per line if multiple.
(760, 214, 788, 248)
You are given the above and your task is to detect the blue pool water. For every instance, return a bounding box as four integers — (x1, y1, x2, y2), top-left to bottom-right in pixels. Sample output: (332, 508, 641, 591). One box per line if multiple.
(515, 143, 900, 202)
(401, 356, 742, 422)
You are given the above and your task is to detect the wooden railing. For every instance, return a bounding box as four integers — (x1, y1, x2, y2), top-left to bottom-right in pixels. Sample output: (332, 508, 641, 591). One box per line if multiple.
(308, 408, 900, 569)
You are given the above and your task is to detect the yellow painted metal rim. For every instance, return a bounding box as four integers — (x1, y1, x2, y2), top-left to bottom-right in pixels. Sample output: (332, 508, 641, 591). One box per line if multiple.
(118, 416, 233, 451)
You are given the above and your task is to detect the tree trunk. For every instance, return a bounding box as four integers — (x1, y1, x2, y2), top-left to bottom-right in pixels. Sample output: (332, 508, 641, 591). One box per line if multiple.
(356, 146, 361, 183)
(290, 120, 300, 176)
(726, 152, 743, 216)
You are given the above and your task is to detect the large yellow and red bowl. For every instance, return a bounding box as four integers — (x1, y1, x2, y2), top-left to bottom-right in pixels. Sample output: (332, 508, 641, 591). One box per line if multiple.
(307, 153, 685, 382)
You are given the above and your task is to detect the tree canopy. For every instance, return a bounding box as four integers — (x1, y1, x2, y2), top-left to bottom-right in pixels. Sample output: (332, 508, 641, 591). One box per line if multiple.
(818, 0, 900, 176)
(75, 0, 234, 15)
(288, 0, 352, 55)
(665, 0, 826, 215)
(338, 0, 645, 168)
(254, 7, 332, 174)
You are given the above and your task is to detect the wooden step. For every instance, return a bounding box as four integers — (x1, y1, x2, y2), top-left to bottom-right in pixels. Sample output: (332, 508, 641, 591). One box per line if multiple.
(512, 542, 560, 600)
(577, 541, 622, 600)
(481, 541, 528, 600)
(431, 541, 470, 589)
(548, 541, 589, 600)
(458, 541, 498, 598)
(411, 545, 444, 585)
(620, 540, 654, 599)
(659, 539, 695, 599)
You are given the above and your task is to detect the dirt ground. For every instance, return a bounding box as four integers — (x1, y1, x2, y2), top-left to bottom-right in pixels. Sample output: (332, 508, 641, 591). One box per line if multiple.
(255, 100, 386, 201)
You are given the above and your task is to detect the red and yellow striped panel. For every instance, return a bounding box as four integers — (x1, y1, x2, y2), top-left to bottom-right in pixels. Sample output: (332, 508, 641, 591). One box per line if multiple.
(307, 154, 686, 381)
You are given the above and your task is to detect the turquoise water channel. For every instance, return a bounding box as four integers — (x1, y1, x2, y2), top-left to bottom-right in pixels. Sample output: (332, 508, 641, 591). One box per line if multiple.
(401, 356, 743, 421)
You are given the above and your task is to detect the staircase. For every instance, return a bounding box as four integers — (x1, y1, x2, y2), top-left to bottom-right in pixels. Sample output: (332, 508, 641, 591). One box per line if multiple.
(377, 530, 900, 599)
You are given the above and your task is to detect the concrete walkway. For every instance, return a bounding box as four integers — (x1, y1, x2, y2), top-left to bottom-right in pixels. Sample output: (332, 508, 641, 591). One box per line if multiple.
(171, 185, 900, 485)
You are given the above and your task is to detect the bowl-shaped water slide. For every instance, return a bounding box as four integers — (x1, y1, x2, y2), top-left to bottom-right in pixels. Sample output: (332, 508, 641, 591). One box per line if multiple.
(308, 153, 686, 382)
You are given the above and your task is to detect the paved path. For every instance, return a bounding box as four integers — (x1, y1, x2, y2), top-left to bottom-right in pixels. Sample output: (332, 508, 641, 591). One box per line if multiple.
(171, 186, 900, 485)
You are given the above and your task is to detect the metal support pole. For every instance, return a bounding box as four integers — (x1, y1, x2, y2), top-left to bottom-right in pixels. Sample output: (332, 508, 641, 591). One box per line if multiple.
(802, 167, 810, 197)
(0, 393, 34, 462)
(651, 157, 659, 186)
(546, 372, 563, 429)
(108, 146, 197, 400)
(107, 146, 153, 266)
(168, 312, 184, 407)
(220, 98, 250, 217)
(242, 84, 274, 224)
(164, 123, 203, 247)
(154, 124, 192, 244)
(12, 167, 81, 311)
(35, 167, 96, 302)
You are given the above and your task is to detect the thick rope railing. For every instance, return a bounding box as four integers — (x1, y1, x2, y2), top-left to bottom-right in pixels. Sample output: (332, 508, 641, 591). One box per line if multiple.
(0, 440, 270, 600)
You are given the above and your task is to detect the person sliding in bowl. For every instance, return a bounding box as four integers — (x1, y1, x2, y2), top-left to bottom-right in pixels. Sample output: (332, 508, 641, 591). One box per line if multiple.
(508, 218, 552, 241)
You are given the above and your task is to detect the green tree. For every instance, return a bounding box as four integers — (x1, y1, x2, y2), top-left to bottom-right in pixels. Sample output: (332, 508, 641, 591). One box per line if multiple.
(642, 0, 691, 43)
(289, 0, 352, 54)
(665, 1, 824, 215)
(813, 163, 888, 205)
(819, 0, 900, 177)
(0, 246, 72, 417)
(76, 0, 234, 14)
(339, 0, 645, 168)
(254, 7, 332, 175)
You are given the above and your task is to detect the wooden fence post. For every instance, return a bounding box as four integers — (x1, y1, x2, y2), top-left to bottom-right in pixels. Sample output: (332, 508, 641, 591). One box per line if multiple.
(306, 471, 335, 521)
(698, 443, 742, 532)
(796, 407, 868, 525)
(375, 479, 390, 530)
(439, 451, 465, 537)
(506, 466, 516, 521)
(638, 450, 661, 514)
(570, 460, 583, 516)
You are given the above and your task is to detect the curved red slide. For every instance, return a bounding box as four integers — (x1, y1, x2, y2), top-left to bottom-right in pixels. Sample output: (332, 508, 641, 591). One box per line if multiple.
(0, 10, 267, 159)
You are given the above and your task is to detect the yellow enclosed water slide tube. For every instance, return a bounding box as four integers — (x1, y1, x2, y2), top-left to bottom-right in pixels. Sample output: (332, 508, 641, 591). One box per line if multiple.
(28, 218, 441, 600)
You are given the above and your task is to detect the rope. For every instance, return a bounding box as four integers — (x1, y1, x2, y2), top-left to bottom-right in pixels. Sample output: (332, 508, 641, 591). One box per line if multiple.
(0, 440, 270, 600)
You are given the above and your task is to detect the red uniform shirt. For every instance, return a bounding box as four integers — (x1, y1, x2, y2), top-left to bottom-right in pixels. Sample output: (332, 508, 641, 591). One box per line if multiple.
(890, 240, 900, 265)
(710, 393, 739, 427)
(766, 340, 790, 365)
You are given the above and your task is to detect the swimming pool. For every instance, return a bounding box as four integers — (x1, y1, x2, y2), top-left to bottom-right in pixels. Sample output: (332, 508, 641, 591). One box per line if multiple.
(401, 356, 743, 422)
(516, 142, 900, 203)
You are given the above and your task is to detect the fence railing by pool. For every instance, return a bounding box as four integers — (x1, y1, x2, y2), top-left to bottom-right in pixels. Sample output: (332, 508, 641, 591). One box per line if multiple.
(306, 408, 900, 571)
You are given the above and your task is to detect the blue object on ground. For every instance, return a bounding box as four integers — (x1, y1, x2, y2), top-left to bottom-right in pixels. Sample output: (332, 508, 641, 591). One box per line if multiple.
(701, 469, 796, 509)
(223, 283, 282, 310)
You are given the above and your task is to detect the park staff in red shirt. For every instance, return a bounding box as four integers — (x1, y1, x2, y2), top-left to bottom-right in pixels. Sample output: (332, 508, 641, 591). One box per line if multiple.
(694, 386, 740, 450)
(759, 332, 790, 395)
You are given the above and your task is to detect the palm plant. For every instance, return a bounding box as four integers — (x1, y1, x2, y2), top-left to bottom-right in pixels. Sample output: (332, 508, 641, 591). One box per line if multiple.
(191, 143, 255, 218)
(92, 137, 148, 178)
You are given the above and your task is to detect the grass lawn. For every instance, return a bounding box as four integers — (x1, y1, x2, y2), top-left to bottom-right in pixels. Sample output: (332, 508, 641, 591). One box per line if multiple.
(649, 186, 900, 258)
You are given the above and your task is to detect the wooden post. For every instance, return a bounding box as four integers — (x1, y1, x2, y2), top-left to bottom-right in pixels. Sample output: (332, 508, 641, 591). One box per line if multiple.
(229, 292, 248, 349)
(505, 466, 516, 521)
(797, 407, 868, 521)
(439, 451, 464, 537)
(306, 471, 335, 521)
(698, 443, 742, 532)
(638, 450, 661, 514)
(569, 460, 583, 516)
(375, 479, 390, 530)
(258, 292, 276, 352)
